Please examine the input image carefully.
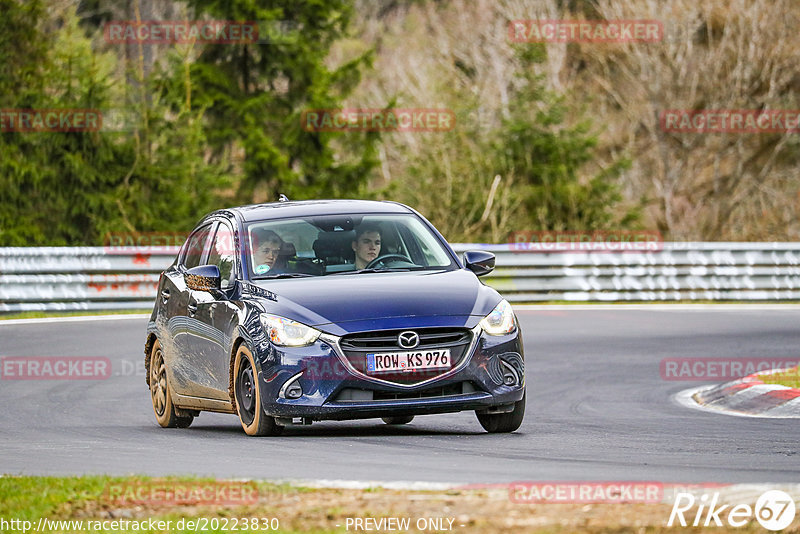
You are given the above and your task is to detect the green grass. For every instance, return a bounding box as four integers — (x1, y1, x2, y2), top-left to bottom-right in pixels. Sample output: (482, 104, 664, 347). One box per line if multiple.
(758, 366, 800, 388)
(0, 475, 310, 533)
(0, 475, 110, 521)
(0, 309, 147, 320)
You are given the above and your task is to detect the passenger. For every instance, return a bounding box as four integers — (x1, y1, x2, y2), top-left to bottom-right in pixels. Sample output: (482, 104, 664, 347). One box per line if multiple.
(352, 224, 382, 270)
(253, 230, 287, 275)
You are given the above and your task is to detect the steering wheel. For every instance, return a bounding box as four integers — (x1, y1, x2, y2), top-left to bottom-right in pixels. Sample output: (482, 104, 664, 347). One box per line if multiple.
(365, 253, 413, 269)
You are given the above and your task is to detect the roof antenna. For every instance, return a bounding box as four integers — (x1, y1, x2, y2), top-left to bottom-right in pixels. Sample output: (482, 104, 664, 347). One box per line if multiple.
(278, 194, 290, 202)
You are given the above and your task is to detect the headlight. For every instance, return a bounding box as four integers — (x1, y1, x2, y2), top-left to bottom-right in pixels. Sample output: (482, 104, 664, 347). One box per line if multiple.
(479, 300, 517, 335)
(260, 314, 321, 347)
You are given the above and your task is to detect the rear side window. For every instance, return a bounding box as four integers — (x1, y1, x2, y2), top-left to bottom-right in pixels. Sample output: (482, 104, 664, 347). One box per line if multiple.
(182, 224, 213, 269)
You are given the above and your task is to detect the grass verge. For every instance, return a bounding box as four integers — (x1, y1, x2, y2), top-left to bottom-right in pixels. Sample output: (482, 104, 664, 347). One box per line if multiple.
(759, 366, 800, 388)
(0, 475, 776, 533)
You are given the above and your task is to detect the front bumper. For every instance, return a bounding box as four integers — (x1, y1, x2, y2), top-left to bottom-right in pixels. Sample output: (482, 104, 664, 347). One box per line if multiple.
(254, 324, 525, 421)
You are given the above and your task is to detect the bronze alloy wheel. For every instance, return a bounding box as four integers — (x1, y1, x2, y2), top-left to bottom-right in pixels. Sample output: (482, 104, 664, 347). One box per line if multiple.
(149, 339, 193, 428)
(233, 345, 283, 436)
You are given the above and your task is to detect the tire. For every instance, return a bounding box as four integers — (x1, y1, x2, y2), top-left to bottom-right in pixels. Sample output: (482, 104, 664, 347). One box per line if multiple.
(148, 339, 194, 429)
(476, 391, 525, 433)
(382, 415, 414, 425)
(233, 345, 283, 437)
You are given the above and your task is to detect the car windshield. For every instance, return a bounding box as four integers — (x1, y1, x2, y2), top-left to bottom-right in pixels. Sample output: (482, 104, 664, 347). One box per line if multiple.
(245, 213, 455, 278)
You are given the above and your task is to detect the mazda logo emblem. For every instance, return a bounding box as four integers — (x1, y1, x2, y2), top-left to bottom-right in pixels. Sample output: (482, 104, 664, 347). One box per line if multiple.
(397, 331, 420, 349)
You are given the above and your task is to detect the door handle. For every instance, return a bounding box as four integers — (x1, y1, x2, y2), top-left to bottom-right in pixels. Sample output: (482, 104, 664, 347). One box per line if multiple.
(187, 303, 198, 316)
(210, 303, 217, 311)
(160, 289, 170, 303)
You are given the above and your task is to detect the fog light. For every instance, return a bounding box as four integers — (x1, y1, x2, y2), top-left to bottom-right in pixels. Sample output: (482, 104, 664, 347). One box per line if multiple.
(279, 371, 304, 399)
(500, 360, 520, 386)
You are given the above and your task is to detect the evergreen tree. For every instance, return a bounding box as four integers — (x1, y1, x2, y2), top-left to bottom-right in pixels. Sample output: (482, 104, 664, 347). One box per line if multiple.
(0, 0, 128, 245)
(0, 1, 229, 245)
(183, 0, 378, 202)
(494, 46, 635, 232)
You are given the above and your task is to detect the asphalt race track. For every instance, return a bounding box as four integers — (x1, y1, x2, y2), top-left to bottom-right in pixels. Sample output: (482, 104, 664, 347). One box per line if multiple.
(1, 308, 799, 484)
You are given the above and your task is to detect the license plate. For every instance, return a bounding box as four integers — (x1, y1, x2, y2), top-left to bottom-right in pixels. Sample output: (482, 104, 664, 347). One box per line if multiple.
(366, 349, 451, 374)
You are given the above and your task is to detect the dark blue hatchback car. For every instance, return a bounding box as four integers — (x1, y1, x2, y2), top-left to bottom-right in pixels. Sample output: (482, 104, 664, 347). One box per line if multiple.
(145, 199, 525, 436)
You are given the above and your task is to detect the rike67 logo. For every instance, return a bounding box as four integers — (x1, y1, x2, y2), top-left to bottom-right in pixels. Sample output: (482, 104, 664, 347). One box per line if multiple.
(668, 490, 796, 531)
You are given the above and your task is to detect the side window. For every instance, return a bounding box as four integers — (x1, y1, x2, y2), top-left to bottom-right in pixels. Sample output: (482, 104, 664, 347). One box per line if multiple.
(208, 223, 236, 289)
(182, 224, 213, 269)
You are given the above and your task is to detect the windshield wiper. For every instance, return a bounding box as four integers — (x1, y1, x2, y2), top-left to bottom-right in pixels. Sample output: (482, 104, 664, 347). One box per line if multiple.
(258, 272, 314, 279)
(332, 267, 412, 275)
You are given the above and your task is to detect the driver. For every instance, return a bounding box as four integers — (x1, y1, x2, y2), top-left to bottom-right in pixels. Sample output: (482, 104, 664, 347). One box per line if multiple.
(352, 224, 381, 270)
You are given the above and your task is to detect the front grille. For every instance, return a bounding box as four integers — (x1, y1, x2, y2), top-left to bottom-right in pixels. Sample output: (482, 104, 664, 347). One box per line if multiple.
(335, 381, 479, 402)
(339, 327, 473, 385)
(341, 328, 470, 350)
(373, 381, 477, 400)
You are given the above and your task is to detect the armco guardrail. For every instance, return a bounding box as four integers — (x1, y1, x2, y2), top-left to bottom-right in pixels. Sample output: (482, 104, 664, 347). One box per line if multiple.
(0, 247, 178, 312)
(2, 243, 800, 312)
(462, 242, 800, 302)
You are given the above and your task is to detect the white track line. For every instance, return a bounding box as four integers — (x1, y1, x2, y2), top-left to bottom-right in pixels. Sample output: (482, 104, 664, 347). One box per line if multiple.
(3, 474, 797, 503)
(257, 478, 800, 504)
(0, 314, 149, 326)
(276, 479, 460, 491)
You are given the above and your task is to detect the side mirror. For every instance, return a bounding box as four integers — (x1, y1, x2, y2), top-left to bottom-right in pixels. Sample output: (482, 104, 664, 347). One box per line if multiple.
(185, 265, 221, 291)
(463, 250, 495, 276)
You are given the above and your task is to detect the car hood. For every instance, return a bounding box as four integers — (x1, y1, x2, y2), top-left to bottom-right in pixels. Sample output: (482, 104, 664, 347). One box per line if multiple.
(250, 269, 501, 336)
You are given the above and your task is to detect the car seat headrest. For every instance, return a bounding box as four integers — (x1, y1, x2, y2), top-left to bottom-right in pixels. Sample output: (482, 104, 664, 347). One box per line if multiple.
(313, 231, 355, 265)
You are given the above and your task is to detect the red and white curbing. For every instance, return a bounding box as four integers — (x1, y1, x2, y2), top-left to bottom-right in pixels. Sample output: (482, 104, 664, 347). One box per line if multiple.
(686, 369, 800, 417)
